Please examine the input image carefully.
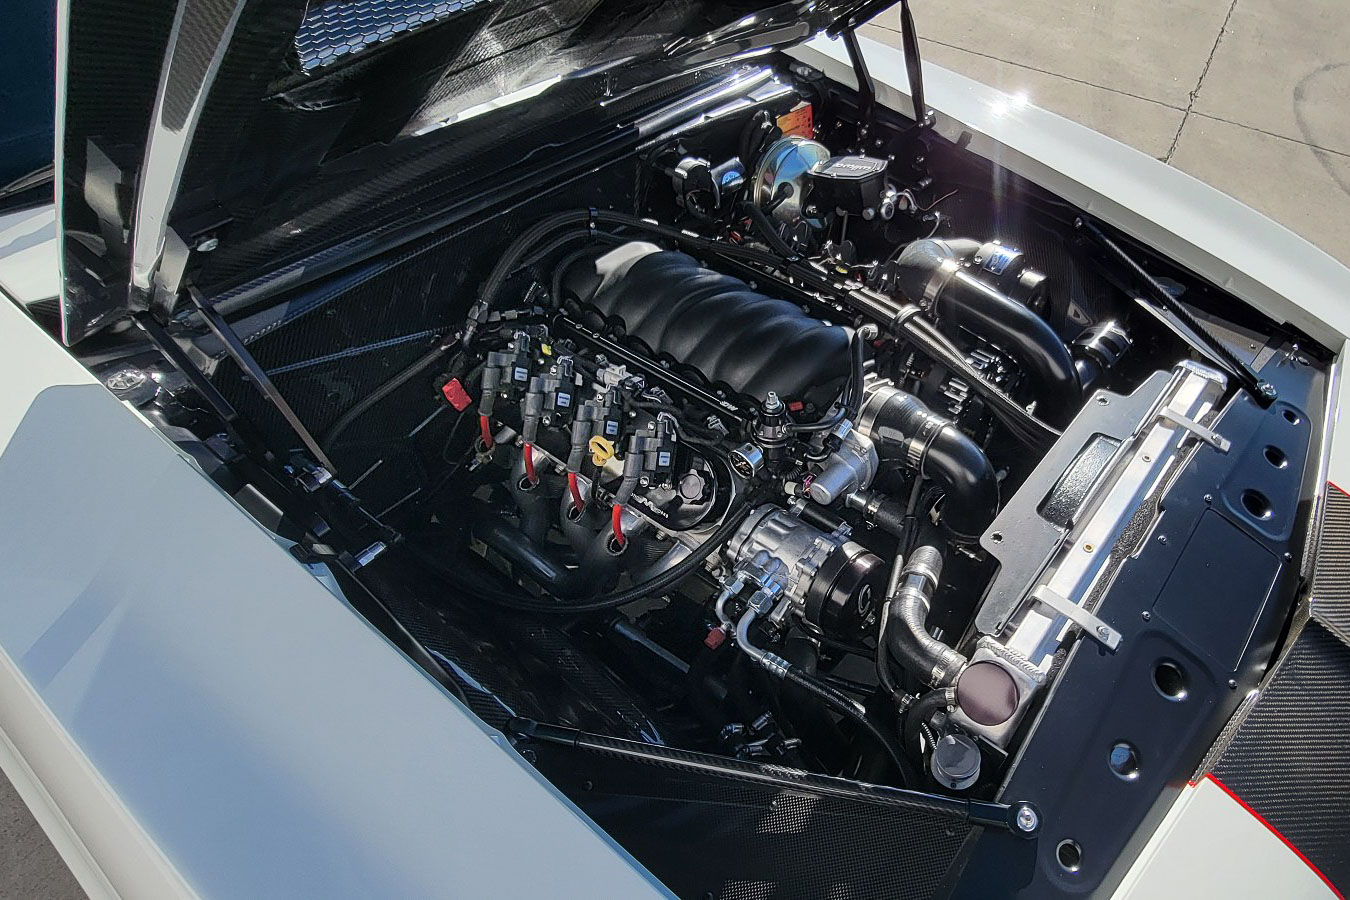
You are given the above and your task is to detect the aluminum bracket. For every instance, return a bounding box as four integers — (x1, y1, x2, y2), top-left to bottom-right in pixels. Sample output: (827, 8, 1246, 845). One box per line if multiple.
(1030, 586, 1122, 651)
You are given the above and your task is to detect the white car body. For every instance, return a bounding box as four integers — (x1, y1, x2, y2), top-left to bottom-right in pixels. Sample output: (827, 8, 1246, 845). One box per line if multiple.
(0, 25, 1344, 900)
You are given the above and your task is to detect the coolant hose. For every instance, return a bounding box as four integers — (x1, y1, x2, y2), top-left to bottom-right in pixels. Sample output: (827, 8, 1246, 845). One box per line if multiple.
(860, 384, 998, 541)
(904, 687, 955, 757)
(893, 239, 1081, 425)
(884, 546, 967, 687)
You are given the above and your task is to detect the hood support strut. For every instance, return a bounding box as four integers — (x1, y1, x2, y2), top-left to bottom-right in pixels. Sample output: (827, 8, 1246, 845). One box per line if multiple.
(185, 288, 338, 471)
(832, 0, 929, 142)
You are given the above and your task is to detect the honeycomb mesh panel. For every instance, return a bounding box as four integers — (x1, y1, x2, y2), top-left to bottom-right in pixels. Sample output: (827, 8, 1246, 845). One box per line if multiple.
(295, 0, 490, 71)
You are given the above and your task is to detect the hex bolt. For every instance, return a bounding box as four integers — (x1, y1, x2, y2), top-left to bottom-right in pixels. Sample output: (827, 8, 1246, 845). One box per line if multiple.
(1096, 625, 1111, 639)
(1015, 805, 1039, 833)
(1141, 611, 1152, 622)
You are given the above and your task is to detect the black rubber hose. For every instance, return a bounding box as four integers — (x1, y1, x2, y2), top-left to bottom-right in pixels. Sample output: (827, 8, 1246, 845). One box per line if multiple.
(923, 427, 1000, 542)
(862, 386, 998, 542)
(417, 502, 753, 614)
(893, 238, 1080, 426)
(321, 335, 456, 454)
(846, 328, 866, 421)
(932, 271, 1081, 425)
(876, 555, 905, 701)
(739, 201, 801, 261)
(782, 664, 918, 787)
(903, 688, 952, 758)
(904, 315, 1059, 450)
(884, 547, 967, 686)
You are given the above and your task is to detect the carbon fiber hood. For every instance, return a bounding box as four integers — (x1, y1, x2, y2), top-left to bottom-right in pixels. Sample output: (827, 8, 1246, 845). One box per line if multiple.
(57, 0, 891, 344)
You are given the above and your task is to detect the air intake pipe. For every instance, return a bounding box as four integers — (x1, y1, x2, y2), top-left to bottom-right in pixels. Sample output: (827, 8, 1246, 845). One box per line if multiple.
(858, 382, 998, 542)
(892, 238, 1081, 425)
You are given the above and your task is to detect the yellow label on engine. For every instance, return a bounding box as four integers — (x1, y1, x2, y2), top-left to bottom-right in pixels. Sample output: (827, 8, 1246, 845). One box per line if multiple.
(588, 435, 616, 467)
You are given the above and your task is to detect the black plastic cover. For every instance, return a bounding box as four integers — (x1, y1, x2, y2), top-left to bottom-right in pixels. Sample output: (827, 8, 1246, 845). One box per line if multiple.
(565, 246, 851, 405)
(804, 154, 889, 217)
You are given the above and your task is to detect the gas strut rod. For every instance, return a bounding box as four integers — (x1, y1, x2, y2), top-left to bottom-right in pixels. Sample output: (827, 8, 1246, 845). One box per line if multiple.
(841, 29, 878, 147)
(186, 287, 339, 470)
(1076, 217, 1276, 405)
(897, 0, 929, 129)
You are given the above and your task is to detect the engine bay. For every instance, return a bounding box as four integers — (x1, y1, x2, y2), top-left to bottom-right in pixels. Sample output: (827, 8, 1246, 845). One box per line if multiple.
(71, 52, 1328, 895)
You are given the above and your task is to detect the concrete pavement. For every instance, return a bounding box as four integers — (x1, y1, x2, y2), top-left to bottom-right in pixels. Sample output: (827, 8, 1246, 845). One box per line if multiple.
(863, 0, 1350, 266)
(1, 773, 83, 899)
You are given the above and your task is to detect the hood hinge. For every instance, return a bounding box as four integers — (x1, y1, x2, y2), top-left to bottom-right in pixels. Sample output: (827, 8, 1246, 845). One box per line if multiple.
(832, 0, 929, 147)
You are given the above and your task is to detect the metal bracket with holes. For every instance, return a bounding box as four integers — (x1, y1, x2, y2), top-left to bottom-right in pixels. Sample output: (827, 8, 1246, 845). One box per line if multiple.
(1030, 586, 1122, 651)
(1159, 407, 1231, 453)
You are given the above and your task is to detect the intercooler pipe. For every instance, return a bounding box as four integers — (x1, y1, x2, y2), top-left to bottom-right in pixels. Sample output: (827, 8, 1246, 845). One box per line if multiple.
(884, 546, 967, 687)
(892, 238, 1081, 426)
(859, 383, 998, 542)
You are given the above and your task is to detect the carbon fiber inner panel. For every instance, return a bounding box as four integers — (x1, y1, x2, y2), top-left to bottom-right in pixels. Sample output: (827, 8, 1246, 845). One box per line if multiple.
(196, 157, 641, 511)
(1209, 620, 1350, 893)
(530, 736, 972, 900)
(1312, 485, 1350, 647)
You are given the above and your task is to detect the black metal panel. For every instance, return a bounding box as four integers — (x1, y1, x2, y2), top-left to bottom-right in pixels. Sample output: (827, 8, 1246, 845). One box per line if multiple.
(1209, 621, 1350, 893)
(530, 737, 972, 900)
(950, 353, 1325, 898)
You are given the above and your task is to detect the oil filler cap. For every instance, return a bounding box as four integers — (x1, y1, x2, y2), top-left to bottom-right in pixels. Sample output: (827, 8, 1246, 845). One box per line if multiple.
(588, 435, 616, 468)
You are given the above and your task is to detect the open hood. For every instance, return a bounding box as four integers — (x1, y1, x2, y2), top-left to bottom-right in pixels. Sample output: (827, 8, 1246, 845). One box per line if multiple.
(57, 0, 894, 344)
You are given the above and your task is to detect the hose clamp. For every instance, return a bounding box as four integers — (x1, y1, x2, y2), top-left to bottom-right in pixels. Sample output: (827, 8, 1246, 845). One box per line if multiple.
(904, 413, 947, 471)
(922, 258, 961, 311)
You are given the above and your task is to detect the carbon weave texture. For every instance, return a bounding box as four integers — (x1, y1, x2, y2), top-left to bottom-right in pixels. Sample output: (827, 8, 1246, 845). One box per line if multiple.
(1312, 485, 1350, 646)
(161, 0, 240, 129)
(204, 159, 642, 511)
(537, 737, 970, 899)
(1210, 621, 1350, 893)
